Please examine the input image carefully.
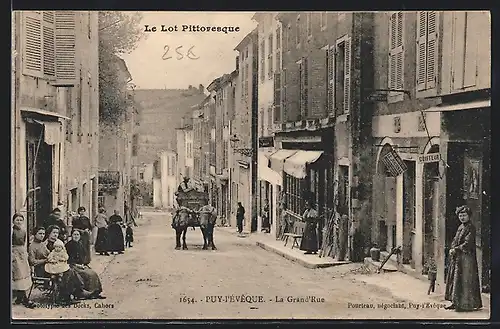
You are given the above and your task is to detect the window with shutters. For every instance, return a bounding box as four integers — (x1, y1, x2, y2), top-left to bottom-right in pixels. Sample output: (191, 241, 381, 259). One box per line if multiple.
(66, 88, 73, 142)
(284, 24, 290, 51)
(260, 109, 265, 136)
(416, 11, 439, 96)
(273, 72, 282, 123)
(275, 51, 281, 73)
(282, 68, 287, 120)
(388, 12, 405, 103)
(320, 12, 327, 31)
(268, 34, 273, 78)
(260, 40, 265, 82)
(335, 36, 351, 114)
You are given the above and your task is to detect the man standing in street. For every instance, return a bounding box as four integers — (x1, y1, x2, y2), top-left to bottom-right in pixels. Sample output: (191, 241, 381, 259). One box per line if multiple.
(43, 208, 68, 241)
(236, 202, 245, 235)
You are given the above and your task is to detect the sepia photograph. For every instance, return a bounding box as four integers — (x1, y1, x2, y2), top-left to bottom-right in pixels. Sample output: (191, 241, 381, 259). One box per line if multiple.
(11, 10, 491, 321)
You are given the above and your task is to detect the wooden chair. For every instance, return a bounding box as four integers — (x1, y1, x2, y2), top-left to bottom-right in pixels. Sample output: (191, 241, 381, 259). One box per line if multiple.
(283, 217, 306, 249)
(27, 267, 59, 304)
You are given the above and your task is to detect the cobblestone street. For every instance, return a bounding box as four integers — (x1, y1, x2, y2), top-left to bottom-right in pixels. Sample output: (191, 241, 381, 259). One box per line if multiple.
(12, 211, 490, 320)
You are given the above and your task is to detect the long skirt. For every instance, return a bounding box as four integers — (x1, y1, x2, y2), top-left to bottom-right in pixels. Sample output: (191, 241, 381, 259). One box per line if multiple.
(12, 246, 32, 291)
(445, 252, 483, 311)
(70, 265, 103, 296)
(94, 227, 109, 253)
(108, 224, 125, 252)
(77, 230, 92, 265)
(299, 222, 318, 253)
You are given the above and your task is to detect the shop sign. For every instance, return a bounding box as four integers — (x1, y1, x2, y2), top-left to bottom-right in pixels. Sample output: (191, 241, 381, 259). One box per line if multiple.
(418, 153, 441, 164)
(382, 148, 407, 177)
(258, 136, 274, 148)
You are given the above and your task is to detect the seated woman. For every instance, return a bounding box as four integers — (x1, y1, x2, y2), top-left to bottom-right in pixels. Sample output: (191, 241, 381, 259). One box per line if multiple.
(28, 227, 50, 278)
(65, 229, 106, 299)
(42, 225, 92, 304)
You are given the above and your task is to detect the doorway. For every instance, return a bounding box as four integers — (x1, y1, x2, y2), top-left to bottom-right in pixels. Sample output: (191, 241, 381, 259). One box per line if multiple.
(402, 160, 416, 267)
(25, 122, 53, 233)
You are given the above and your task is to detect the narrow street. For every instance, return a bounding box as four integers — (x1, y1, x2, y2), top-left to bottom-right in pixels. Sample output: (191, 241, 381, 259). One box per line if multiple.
(13, 210, 489, 320)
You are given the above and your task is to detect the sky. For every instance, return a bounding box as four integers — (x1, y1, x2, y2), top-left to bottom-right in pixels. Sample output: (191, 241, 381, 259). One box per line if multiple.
(120, 12, 257, 90)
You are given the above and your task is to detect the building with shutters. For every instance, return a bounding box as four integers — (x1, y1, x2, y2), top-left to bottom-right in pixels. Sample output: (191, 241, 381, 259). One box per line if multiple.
(253, 12, 283, 236)
(271, 12, 375, 260)
(152, 150, 177, 209)
(98, 56, 137, 217)
(12, 11, 99, 232)
(233, 28, 259, 233)
(371, 11, 490, 294)
(175, 114, 194, 189)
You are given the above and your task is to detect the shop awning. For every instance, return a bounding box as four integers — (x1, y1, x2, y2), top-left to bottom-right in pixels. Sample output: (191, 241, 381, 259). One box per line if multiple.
(283, 150, 324, 179)
(258, 152, 282, 185)
(21, 107, 71, 120)
(33, 119, 62, 145)
(268, 149, 298, 173)
(425, 99, 490, 112)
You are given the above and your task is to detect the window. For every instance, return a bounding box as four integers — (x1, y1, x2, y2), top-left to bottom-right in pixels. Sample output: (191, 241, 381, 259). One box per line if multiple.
(22, 11, 77, 85)
(306, 13, 312, 37)
(296, 16, 301, 45)
(268, 34, 273, 78)
(87, 12, 91, 39)
(275, 51, 281, 73)
(389, 12, 405, 102)
(139, 172, 144, 180)
(273, 72, 282, 123)
(335, 36, 351, 114)
(132, 134, 138, 156)
(320, 12, 327, 30)
(416, 11, 438, 92)
(77, 73, 83, 143)
(284, 173, 305, 216)
(260, 109, 265, 136)
(260, 40, 265, 82)
(66, 88, 73, 142)
(245, 63, 249, 97)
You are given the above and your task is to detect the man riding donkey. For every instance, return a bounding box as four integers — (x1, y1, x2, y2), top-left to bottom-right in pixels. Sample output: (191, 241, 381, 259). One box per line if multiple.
(172, 176, 195, 228)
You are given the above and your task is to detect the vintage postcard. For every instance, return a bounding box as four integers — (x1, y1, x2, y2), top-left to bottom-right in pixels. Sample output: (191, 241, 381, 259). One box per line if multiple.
(11, 10, 491, 321)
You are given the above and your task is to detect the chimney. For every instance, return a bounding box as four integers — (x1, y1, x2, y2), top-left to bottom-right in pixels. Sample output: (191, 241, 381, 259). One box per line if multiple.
(188, 85, 193, 90)
(235, 55, 239, 71)
(198, 84, 204, 94)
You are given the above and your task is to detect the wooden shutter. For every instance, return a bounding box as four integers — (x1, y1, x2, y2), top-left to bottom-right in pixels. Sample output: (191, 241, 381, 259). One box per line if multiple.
(22, 11, 43, 77)
(389, 12, 404, 91)
(309, 48, 327, 118)
(273, 72, 281, 122)
(298, 61, 304, 118)
(327, 46, 335, 115)
(343, 37, 351, 114)
(426, 11, 438, 89)
(416, 11, 427, 91)
(304, 57, 309, 118)
(463, 12, 478, 88)
(54, 11, 77, 86)
(42, 11, 55, 78)
(452, 12, 466, 90)
(281, 68, 287, 119)
(286, 65, 300, 122)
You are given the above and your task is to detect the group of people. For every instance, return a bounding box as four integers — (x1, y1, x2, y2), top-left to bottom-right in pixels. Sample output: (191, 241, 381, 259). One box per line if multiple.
(12, 205, 136, 308)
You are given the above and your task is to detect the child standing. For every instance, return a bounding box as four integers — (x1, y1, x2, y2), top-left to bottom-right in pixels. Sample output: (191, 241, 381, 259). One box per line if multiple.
(125, 224, 134, 248)
(44, 239, 70, 274)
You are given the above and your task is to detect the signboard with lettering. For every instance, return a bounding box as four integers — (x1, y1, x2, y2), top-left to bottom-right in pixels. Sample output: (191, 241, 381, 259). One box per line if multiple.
(418, 153, 441, 164)
(258, 136, 274, 148)
(381, 148, 407, 177)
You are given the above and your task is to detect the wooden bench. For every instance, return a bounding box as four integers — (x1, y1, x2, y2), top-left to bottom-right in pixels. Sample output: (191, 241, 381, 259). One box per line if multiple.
(283, 214, 306, 249)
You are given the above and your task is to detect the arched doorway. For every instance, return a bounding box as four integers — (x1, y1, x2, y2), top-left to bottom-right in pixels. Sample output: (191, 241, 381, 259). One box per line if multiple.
(375, 143, 398, 252)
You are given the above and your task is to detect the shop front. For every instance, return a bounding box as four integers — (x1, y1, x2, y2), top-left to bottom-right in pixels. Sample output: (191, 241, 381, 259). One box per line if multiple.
(428, 99, 491, 294)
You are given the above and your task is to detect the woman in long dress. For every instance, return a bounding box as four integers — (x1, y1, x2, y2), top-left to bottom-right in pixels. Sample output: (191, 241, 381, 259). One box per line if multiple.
(72, 206, 93, 264)
(28, 227, 50, 278)
(299, 200, 319, 255)
(12, 213, 36, 308)
(43, 225, 91, 304)
(93, 207, 110, 256)
(444, 205, 483, 312)
(107, 210, 125, 254)
(65, 229, 106, 299)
